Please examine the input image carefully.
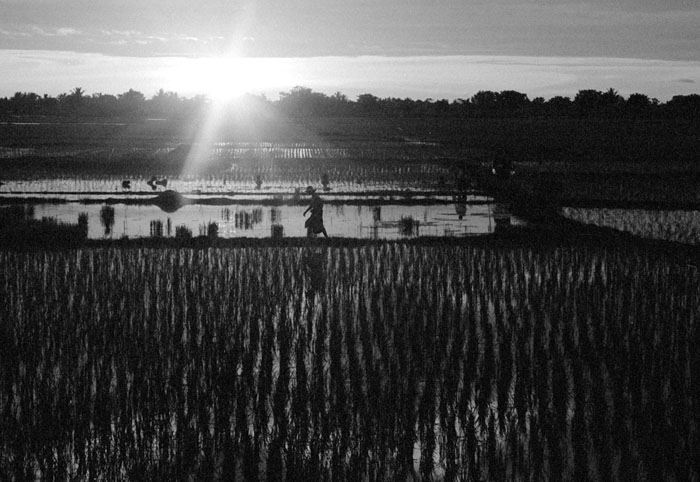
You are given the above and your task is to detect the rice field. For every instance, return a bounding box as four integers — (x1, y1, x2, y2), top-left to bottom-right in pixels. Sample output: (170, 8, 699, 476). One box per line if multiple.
(562, 207, 700, 245)
(0, 154, 454, 195)
(0, 140, 455, 191)
(1, 245, 697, 481)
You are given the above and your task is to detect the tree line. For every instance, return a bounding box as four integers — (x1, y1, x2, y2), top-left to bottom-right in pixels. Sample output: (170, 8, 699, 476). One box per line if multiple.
(1, 85, 698, 120)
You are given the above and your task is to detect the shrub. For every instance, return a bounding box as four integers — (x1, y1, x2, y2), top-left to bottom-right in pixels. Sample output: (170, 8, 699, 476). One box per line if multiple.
(175, 225, 192, 239)
(271, 224, 284, 239)
(207, 222, 219, 239)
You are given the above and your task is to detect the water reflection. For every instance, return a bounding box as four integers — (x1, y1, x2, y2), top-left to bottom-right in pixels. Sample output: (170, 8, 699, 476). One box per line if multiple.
(373, 206, 381, 222)
(234, 209, 263, 230)
(99, 205, 115, 237)
(269, 207, 281, 223)
(22, 202, 524, 239)
(492, 203, 512, 232)
(152, 190, 189, 213)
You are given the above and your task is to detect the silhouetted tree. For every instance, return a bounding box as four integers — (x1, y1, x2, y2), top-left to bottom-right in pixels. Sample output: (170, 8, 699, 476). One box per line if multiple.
(2, 85, 698, 121)
(87, 93, 119, 117)
(356, 93, 380, 116)
(665, 94, 700, 121)
(148, 89, 182, 118)
(278, 86, 332, 116)
(626, 93, 653, 117)
(574, 89, 605, 116)
(117, 89, 146, 117)
(546, 96, 572, 116)
(495, 90, 529, 112)
(574, 88, 623, 117)
(470, 91, 498, 111)
(6, 92, 41, 115)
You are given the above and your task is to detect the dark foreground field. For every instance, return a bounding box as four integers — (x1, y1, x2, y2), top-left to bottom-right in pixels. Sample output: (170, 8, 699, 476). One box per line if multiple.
(1, 245, 698, 481)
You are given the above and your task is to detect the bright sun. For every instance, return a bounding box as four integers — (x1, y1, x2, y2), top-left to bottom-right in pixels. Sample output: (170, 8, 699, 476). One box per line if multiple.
(176, 56, 301, 176)
(171, 56, 297, 102)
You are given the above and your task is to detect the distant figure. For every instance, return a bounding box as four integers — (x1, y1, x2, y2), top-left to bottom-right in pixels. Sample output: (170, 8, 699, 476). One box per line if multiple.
(454, 194, 467, 220)
(121, 180, 131, 189)
(493, 203, 512, 232)
(456, 170, 469, 191)
(255, 175, 263, 190)
(147, 177, 167, 190)
(303, 186, 328, 238)
(492, 156, 515, 180)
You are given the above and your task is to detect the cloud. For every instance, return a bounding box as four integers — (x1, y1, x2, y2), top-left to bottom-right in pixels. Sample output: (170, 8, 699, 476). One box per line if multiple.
(677, 78, 695, 83)
(27, 25, 81, 37)
(1, 0, 699, 60)
(0, 28, 31, 37)
(56, 27, 80, 36)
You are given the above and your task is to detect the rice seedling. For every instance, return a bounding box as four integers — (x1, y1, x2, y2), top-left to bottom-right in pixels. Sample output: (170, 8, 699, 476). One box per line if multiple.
(271, 224, 284, 239)
(562, 207, 700, 245)
(0, 244, 697, 480)
(174, 225, 192, 239)
(150, 219, 164, 237)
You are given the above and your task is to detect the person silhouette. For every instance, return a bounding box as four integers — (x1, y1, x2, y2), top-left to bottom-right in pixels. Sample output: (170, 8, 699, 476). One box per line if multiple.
(454, 194, 467, 220)
(303, 186, 328, 238)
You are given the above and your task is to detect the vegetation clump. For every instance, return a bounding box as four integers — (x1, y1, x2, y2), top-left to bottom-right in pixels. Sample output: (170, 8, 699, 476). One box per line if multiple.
(199, 221, 218, 239)
(0, 206, 87, 246)
(174, 225, 192, 239)
(150, 219, 164, 238)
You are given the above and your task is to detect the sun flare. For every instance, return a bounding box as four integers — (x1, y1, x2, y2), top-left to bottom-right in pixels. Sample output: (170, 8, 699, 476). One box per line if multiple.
(170, 56, 298, 102)
(177, 56, 300, 176)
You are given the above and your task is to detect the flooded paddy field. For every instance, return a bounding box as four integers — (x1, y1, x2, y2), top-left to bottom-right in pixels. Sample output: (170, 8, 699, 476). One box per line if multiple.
(28, 203, 508, 239)
(1, 194, 516, 240)
(2, 118, 700, 481)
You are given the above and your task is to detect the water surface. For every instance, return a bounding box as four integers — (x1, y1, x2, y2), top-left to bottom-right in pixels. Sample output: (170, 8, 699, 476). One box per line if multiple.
(30, 202, 519, 239)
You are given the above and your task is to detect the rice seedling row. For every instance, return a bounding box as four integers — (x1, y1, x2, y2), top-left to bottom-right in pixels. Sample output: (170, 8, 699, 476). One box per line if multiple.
(562, 207, 700, 245)
(1, 245, 697, 481)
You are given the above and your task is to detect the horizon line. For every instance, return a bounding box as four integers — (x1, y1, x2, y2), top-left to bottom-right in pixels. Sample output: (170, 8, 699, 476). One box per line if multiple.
(1, 49, 698, 102)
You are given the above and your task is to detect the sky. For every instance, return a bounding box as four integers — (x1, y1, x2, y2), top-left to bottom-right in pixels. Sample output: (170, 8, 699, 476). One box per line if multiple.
(1, 0, 699, 101)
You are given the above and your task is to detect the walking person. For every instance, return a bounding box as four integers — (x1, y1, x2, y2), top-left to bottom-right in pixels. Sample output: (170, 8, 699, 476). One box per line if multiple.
(303, 186, 329, 238)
